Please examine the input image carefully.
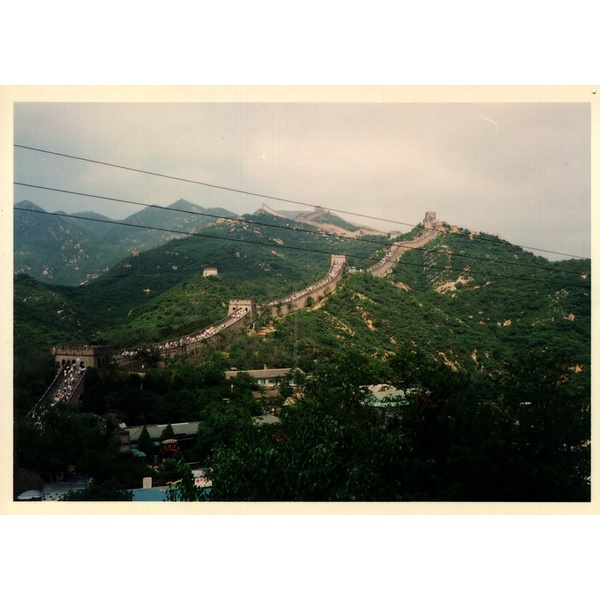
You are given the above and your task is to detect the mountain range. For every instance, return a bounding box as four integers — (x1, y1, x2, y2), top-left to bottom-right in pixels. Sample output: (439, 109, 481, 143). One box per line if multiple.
(14, 199, 237, 286)
(13, 201, 591, 380)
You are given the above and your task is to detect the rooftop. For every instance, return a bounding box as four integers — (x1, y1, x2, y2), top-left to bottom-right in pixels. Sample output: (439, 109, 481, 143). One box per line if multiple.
(129, 486, 169, 501)
(42, 480, 88, 501)
(253, 414, 282, 426)
(363, 385, 408, 408)
(226, 367, 303, 380)
(126, 421, 200, 442)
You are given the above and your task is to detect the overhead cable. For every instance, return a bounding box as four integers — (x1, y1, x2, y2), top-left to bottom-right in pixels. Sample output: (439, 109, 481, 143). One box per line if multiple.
(14, 143, 589, 260)
(13, 206, 591, 289)
(14, 181, 588, 277)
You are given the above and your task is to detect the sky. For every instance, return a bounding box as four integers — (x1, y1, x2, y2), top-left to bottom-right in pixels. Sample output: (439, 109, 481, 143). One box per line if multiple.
(13, 100, 591, 261)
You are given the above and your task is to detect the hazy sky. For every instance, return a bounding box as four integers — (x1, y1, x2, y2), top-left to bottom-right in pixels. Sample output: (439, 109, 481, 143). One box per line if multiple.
(13, 101, 591, 260)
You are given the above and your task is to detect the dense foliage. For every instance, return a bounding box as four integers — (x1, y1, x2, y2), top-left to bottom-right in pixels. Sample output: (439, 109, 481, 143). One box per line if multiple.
(207, 349, 590, 502)
(14, 405, 156, 490)
(14, 199, 236, 285)
(13, 213, 591, 502)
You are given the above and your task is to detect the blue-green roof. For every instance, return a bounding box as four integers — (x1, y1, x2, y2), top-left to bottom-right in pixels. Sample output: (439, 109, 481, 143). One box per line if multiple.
(129, 486, 170, 501)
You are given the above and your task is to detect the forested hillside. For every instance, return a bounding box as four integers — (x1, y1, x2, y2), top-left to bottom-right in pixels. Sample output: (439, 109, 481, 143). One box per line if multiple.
(13, 208, 382, 347)
(13, 199, 236, 285)
(14, 214, 590, 394)
(13, 212, 592, 502)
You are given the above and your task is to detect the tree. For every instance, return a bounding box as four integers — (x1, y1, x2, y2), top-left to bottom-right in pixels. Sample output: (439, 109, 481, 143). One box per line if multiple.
(385, 348, 591, 502)
(493, 350, 591, 501)
(207, 345, 591, 502)
(137, 425, 155, 462)
(192, 422, 215, 463)
(159, 458, 203, 501)
(160, 423, 176, 442)
(208, 353, 404, 501)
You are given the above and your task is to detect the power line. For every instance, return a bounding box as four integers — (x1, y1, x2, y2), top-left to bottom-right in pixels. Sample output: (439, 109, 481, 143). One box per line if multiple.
(14, 182, 589, 278)
(14, 143, 589, 260)
(15, 143, 400, 222)
(13, 205, 372, 261)
(13, 206, 591, 289)
(14, 180, 397, 248)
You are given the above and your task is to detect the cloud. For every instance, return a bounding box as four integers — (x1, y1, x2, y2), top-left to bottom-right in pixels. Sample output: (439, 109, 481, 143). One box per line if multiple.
(13, 101, 590, 259)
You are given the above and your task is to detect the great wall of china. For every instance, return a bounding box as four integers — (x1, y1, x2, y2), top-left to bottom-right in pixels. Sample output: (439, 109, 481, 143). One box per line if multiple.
(267, 254, 347, 317)
(368, 211, 438, 277)
(36, 212, 440, 416)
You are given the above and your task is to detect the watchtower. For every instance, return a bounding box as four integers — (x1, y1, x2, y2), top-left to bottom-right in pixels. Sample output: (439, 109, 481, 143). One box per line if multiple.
(228, 299, 256, 317)
(52, 345, 112, 370)
(331, 254, 346, 267)
(423, 211, 437, 229)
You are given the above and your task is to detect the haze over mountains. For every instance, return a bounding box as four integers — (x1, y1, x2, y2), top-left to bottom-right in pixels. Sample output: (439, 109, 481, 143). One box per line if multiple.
(14, 198, 392, 286)
(14, 199, 237, 286)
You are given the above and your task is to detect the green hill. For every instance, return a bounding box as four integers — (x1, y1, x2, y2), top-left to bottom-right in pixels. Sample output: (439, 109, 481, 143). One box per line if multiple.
(164, 222, 588, 376)
(13, 209, 381, 347)
(13, 215, 591, 502)
(14, 214, 590, 376)
(13, 198, 237, 286)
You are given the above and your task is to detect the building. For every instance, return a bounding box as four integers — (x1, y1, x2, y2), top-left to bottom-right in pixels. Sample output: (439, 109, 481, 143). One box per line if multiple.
(52, 345, 111, 369)
(123, 421, 201, 460)
(41, 477, 90, 501)
(16, 490, 43, 501)
(125, 422, 200, 446)
(192, 469, 213, 488)
(423, 211, 437, 229)
(253, 414, 281, 426)
(228, 299, 256, 317)
(252, 388, 283, 412)
(225, 367, 303, 388)
(128, 486, 170, 501)
(203, 267, 219, 277)
(363, 384, 408, 408)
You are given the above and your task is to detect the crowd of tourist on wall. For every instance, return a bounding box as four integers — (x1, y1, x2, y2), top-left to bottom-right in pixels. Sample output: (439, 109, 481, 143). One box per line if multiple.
(111, 232, 436, 364)
(29, 361, 87, 428)
(268, 256, 346, 308)
(117, 256, 347, 362)
(118, 306, 249, 360)
(51, 361, 86, 406)
(114, 227, 437, 366)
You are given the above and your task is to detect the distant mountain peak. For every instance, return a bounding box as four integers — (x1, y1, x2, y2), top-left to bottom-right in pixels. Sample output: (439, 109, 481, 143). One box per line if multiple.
(14, 200, 45, 212)
(169, 198, 206, 212)
(72, 211, 113, 221)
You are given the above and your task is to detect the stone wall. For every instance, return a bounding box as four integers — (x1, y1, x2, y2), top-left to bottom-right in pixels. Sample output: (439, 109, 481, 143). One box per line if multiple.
(369, 215, 439, 277)
(267, 254, 346, 318)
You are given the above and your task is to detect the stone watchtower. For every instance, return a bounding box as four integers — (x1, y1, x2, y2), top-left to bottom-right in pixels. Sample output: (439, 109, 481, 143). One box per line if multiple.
(228, 299, 256, 317)
(52, 345, 111, 369)
(423, 211, 437, 229)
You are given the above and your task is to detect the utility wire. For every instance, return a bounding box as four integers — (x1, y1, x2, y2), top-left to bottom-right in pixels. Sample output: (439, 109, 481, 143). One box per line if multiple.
(14, 143, 589, 260)
(13, 206, 591, 289)
(14, 182, 588, 277)
(14, 180, 402, 247)
(13, 206, 371, 261)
